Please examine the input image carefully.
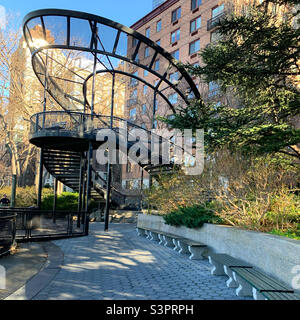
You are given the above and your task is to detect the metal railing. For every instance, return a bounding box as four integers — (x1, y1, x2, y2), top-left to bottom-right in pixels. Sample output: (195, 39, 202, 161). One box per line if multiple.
(0, 208, 89, 242)
(29, 110, 194, 169)
(207, 12, 225, 31)
(0, 213, 16, 257)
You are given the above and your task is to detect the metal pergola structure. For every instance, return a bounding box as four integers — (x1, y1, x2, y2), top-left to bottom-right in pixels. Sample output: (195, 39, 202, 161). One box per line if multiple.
(21, 8, 201, 234)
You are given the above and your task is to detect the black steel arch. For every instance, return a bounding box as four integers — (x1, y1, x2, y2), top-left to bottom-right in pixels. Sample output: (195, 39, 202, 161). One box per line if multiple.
(22, 8, 201, 114)
(83, 69, 179, 113)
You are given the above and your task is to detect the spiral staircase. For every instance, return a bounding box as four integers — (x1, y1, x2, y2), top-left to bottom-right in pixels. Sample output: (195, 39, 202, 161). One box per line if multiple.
(29, 111, 183, 207)
(21, 9, 202, 234)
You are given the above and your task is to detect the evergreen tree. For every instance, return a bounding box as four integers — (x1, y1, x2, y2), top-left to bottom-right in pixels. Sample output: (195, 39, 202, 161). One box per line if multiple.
(164, 0, 300, 161)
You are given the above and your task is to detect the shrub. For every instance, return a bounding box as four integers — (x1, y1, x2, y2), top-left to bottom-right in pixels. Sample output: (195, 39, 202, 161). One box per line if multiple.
(0, 186, 37, 207)
(146, 150, 300, 238)
(163, 204, 223, 229)
(0, 186, 99, 211)
(269, 226, 300, 240)
(41, 192, 98, 211)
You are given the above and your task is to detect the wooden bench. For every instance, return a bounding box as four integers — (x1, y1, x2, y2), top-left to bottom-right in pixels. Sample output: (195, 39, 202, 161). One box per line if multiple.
(208, 253, 253, 287)
(258, 291, 300, 300)
(231, 267, 300, 300)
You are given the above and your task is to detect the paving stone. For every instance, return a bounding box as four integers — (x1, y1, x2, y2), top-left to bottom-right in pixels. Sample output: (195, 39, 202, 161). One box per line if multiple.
(32, 223, 250, 300)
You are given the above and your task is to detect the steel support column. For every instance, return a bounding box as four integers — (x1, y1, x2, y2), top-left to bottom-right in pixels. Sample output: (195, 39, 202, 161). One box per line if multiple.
(85, 143, 93, 213)
(77, 153, 84, 227)
(82, 170, 86, 213)
(10, 174, 17, 208)
(140, 169, 144, 210)
(104, 72, 115, 232)
(152, 89, 157, 129)
(53, 177, 58, 223)
(37, 148, 44, 209)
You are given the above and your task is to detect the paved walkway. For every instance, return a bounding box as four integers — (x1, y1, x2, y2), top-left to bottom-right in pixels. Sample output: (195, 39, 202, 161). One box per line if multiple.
(29, 223, 249, 300)
(0, 242, 47, 299)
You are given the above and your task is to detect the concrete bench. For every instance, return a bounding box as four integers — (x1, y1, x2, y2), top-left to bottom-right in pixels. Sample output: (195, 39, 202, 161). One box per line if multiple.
(161, 232, 180, 248)
(136, 227, 148, 237)
(208, 253, 252, 287)
(161, 234, 207, 260)
(178, 239, 207, 260)
(136, 227, 166, 243)
(148, 229, 163, 241)
(231, 267, 299, 300)
(136, 227, 207, 259)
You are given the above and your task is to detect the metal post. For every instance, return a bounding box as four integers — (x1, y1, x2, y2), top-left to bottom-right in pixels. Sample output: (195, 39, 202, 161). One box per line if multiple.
(82, 173, 86, 213)
(10, 174, 17, 208)
(53, 177, 58, 223)
(104, 72, 115, 232)
(85, 143, 93, 212)
(152, 90, 157, 129)
(140, 169, 144, 210)
(37, 149, 44, 209)
(90, 25, 98, 116)
(77, 153, 84, 227)
(42, 54, 48, 129)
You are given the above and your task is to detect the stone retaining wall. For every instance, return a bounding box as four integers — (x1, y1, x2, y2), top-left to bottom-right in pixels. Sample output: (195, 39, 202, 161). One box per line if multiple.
(137, 214, 300, 291)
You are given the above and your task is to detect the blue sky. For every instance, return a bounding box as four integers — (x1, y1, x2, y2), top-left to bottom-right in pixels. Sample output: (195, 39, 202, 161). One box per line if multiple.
(0, 0, 152, 28)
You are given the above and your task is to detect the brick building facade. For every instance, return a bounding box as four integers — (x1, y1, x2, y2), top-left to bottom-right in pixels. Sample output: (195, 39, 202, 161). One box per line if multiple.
(121, 0, 227, 196)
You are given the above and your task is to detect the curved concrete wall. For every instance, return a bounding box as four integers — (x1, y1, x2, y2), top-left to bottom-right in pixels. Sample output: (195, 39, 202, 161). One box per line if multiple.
(137, 214, 300, 291)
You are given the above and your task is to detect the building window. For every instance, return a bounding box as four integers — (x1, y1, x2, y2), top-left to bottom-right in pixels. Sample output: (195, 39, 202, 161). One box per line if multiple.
(145, 47, 150, 58)
(146, 27, 150, 38)
(132, 37, 138, 47)
(171, 49, 180, 60)
(156, 39, 161, 46)
(126, 162, 132, 173)
(130, 108, 137, 121)
(208, 81, 220, 98)
(134, 52, 139, 63)
(141, 123, 146, 129)
(154, 59, 160, 71)
(212, 4, 224, 18)
(171, 29, 180, 44)
(128, 89, 137, 106)
(130, 71, 138, 87)
(168, 93, 178, 105)
(125, 180, 134, 190)
(169, 71, 179, 84)
(191, 0, 202, 10)
(210, 30, 221, 43)
(144, 69, 149, 77)
(171, 7, 181, 23)
(213, 101, 222, 109)
(156, 20, 162, 32)
(167, 114, 175, 121)
(208, 4, 225, 31)
(143, 85, 148, 95)
(142, 104, 147, 114)
(154, 99, 158, 111)
(153, 120, 158, 129)
(190, 16, 201, 33)
(188, 88, 196, 99)
(131, 89, 137, 98)
(167, 114, 175, 129)
(189, 39, 200, 55)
